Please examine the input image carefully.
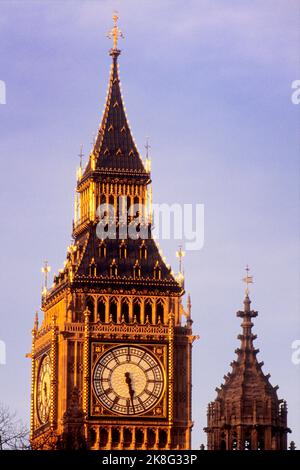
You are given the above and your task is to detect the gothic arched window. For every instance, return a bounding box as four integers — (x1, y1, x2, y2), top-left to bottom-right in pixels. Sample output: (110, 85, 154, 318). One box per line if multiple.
(159, 430, 167, 448)
(99, 428, 108, 447)
(99, 241, 106, 258)
(110, 260, 118, 277)
(127, 195, 132, 216)
(145, 301, 153, 324)
(123, 428, 132, 448)
(147, 429, 155, 448)
(119, 242, 127, 259)
(121, 300, 130, 323)
(85, 296, 94, 317)
(97, 299, 106, 323)
(109, 299, 118, 323)
(109, 195, 114, 208)
(133, 261, 141, 279)
(89, 259, 96, 276)
(134, 196, 140, 217)
(154, 262, 161, 280)
(89, 428, 96, 446)
(140, 243, 147, 260)
(135, 429, 144, 448)
(156, 301, 164, 324)
(112, 428, 120, 447)
(133, 301, 141, 323)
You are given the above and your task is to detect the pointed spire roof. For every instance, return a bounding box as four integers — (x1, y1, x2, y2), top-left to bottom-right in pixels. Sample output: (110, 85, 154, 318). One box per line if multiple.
(43, 17, 182, 301)
(205, 276, 290, 450)
(83, 19, 148, 179)
(215, 291, 278, 403)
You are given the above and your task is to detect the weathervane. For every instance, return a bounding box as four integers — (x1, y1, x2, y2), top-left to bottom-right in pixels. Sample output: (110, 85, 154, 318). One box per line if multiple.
(107, 12, 124, 50)
(242, 265, 253, 296)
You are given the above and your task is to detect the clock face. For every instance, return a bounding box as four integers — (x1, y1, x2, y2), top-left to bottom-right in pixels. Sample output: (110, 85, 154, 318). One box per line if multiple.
(92, 345, 165, 415)
(36, 354, 51, 425)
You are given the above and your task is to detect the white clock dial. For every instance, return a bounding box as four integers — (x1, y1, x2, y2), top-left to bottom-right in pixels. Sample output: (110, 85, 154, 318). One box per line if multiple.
(93, 345, 165, 415)
(36, 354, 51, 425)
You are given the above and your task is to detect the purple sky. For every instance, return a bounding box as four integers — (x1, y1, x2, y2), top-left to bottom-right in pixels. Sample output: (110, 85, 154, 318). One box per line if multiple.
(0, 1, 299, 448)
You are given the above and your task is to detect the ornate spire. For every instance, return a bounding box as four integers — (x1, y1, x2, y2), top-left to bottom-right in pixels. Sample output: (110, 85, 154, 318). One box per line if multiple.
(82, 13, 148, 178)
(205, 270, 290, 450)
(48, 16, 181, 298)
(236, 268, 258, 357)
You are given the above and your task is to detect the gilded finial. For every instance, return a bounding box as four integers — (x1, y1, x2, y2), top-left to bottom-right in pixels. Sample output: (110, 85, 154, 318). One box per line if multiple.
(242, 265, 253, 296)
(187, 293, 191, 317)
(145, 138, 151, 159)
(78, 144, 84, 169)
(176, 245, 185, 287)
(76, 144, 84, 181)
(107, 12, 124, 51)
(145, 137, 152, 172)
(34, 311, 39, 331)
(176, 245, 185, 274)
(41, 260, 51, 295)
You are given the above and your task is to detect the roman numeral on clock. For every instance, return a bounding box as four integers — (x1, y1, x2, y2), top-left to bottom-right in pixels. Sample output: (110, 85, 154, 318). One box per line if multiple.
(110, 396, 119, 409)
(137, 397, 146, 410)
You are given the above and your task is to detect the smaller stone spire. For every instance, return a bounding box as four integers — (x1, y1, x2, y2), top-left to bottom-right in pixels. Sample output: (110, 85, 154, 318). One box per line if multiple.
(236, 268, 258, 357)
(204, 268, 290, 450)
(236, 295, 258, 354)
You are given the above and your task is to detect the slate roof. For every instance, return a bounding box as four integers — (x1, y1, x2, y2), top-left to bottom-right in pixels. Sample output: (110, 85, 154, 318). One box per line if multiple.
(83, 49, 148, 178)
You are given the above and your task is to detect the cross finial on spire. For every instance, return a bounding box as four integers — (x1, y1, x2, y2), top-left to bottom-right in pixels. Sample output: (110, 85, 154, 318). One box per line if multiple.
(242, 265, 253, 296)
(107, 12, 124, 51)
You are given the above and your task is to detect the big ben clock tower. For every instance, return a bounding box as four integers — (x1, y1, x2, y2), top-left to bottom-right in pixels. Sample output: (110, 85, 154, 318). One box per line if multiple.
(30, 15, 195, 450)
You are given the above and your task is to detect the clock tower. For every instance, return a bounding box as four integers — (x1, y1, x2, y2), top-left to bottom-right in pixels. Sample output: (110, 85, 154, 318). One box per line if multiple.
(30, 15, 195, 450)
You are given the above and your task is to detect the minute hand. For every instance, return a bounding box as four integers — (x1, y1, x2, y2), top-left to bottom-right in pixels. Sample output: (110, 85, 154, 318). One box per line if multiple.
(125, 372, 135, 412)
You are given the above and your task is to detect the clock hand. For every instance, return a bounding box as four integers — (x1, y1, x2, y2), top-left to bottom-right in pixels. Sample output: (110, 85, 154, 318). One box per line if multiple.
(125, 372, 135, 412)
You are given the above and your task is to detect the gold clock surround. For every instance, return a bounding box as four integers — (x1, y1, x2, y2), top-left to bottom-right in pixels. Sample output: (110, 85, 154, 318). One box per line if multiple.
(90, 342, 168, 420)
